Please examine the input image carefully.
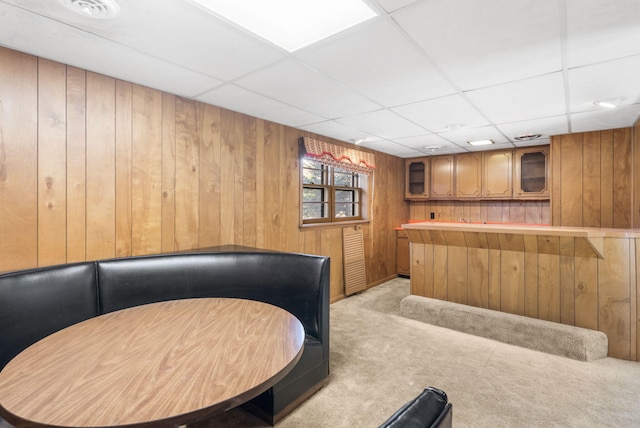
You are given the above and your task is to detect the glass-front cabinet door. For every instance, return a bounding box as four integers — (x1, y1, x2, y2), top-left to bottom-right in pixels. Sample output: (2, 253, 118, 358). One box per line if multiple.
(514, 146, 550, 199)
(404, 157, 429, 200)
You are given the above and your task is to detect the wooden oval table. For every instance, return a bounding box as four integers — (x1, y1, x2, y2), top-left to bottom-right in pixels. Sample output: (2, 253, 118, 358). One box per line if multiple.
(0, 298, 305, 428)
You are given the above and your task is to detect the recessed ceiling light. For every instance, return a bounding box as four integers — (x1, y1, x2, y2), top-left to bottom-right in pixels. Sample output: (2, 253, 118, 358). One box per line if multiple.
(593, 100, 616, 109)
(514, 133, 542, 141)
(468, 139, 494, 146)
(593, 97, 625, 109)
(190, 0, 377, 52)
(350, 138, 366, 145)
(445, 123, 464, 131)
(62, 0, 120, 19)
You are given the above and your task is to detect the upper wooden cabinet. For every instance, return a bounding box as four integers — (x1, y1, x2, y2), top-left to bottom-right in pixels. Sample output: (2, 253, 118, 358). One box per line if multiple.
(482, 150, 513, 199)
(403, 145, 550, 201)
(514, 146, 550, 199)
(455, 152, 482, 198)
(404, 157, 429, 200)
(431, 155, 454, 199)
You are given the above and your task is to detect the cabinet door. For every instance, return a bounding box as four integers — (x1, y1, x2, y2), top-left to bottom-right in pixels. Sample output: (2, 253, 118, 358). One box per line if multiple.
(396, 230, 410, 277)
(404, 157, 429, 200)
(514, 146, 549, 199)
(455, 152, 482, 198)
(430, 155, 454, 199)
(482, 150, 513, 198)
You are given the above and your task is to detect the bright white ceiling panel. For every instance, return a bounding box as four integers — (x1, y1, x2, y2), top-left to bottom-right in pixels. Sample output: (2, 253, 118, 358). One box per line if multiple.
(297, 18, 456, 106)
(2, 0, 287, 81)
(187, 0, 377, 53)
(336, 109, 427, 139)
(394, 0, 563, 91)
(465, 73, 567, 124)
(297, 120, 380, 144)
(235, 58, 380, 118)
(196, 84, 326, 128)
(0, 2, 223, 97)
(497, 116, 569, 141)
(566, 0, 640, 68)
(568, 55, 640, 113)
(437, 126, 510, 146)
(392, 94, 489, 132)
(570, 104, 640, 133)
(466, 141, 515, 152)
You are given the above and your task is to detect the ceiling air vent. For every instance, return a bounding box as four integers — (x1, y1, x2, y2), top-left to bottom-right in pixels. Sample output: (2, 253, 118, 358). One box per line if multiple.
(514, 133, 542, 141)
(62, 0, 121, 19)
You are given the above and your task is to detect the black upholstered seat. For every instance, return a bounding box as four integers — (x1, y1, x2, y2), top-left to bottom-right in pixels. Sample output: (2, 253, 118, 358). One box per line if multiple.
(0, 262, 100, 370)
(379, 387, 452, 428)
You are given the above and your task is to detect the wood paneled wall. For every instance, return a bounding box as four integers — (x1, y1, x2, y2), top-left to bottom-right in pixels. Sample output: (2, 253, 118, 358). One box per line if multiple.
(551, 128, 633, 228)
(635, 120, 640, 228)
(409, 200, 550, 225)
(0, 47, 408, 302)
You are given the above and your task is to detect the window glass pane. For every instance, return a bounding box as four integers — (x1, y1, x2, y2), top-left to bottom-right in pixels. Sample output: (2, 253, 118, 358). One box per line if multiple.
(303, 203, 328, 220)
(335, 203, 358, 218)
(303, 169, 323, 185)
(303, 187, 325, 203)
(302, 159, 327, 185)
(335, 189, 354, 202)
(334, 169, 356, 187)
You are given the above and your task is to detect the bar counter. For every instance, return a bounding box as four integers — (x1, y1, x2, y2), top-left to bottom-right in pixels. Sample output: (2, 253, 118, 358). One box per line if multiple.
(402, 221, 640, 361)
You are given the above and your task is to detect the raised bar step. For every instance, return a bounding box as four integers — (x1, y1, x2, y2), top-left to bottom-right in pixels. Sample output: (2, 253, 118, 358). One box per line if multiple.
(400, 295, 608, 362)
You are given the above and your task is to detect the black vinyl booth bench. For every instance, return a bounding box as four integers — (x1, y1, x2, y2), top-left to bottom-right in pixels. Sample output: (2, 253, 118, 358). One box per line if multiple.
(0, 248, 330, 427)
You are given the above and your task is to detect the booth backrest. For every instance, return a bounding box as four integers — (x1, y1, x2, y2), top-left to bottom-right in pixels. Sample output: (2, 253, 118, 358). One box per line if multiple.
(96, 251, 330, 342)
(0, 262, 100, 369)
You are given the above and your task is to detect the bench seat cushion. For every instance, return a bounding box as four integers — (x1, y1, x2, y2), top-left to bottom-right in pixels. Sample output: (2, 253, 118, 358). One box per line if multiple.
(0, 262, 99, 369)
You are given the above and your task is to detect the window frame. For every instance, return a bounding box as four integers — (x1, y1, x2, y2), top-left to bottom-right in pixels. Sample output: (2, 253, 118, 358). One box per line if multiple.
(301, 158, 368, 226)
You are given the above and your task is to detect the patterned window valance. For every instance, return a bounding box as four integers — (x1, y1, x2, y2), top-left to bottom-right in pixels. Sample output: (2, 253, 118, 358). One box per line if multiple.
(300, 137, 376, 175)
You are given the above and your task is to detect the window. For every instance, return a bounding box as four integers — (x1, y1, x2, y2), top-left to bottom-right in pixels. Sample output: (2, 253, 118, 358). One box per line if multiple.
(299, 136, 375, 226)
(302, 158, 364, 224)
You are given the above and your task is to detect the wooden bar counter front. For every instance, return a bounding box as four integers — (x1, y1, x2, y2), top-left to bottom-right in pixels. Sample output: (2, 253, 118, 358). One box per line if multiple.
(0, 298, 305, 428)
(402, 221, 640, 362)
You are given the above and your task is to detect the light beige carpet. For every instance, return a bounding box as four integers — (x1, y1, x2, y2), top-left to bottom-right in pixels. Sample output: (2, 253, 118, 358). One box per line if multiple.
(192, 278, 640, 427)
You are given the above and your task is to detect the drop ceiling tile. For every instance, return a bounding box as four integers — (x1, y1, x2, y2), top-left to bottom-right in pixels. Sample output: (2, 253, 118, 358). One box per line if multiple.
(566, 0, 640, 68)
(297, 120, 379, 145)
(0, 2, 223, 97)
(392, 94, 489, 132)
(235, 58, 380, 118)
(497, 116, 569, 141)
(3, 0, 287, 81)
(513, 138, 551, 148)
(357, 140, 424, 157)
(570, 104, 640, 133)
(465, 73, 567, 124)
(394, 0, 562, 90)
(196, 84, 325, 128)
(297, 18, 455, 106)
(422, 147, 468, 156)
(374, 0, 420, 13)
(568, 55, 640, 113)
(391, 134, 457, 150)
(437, 126, 510, 146)
(335, 109, 427, 139)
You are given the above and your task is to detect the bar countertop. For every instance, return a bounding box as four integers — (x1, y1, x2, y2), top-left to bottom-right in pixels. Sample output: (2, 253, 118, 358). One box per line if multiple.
(401, 221, 640, 259)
